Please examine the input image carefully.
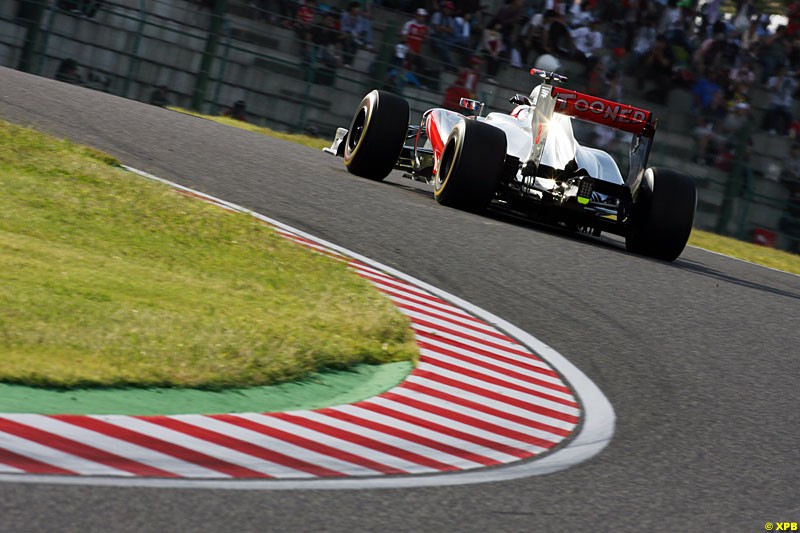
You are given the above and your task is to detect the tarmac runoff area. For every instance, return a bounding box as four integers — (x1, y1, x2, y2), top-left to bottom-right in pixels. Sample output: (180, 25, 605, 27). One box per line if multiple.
(0, 167, 616, 490)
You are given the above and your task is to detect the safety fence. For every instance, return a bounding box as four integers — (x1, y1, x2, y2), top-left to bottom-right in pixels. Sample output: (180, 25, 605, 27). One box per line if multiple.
(1, 0, 797, 253)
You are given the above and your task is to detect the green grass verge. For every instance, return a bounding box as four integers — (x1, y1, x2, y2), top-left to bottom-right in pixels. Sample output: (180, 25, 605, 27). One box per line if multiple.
(0, 119, 417, 389)
(172, 108, 800, 276)
(688, 230, 800, 275)
(170, 108, 330, 150)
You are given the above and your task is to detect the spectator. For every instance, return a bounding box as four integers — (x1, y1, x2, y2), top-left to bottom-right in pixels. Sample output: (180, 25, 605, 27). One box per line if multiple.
(81, 0, 102, 18)
(84, 69, 111, 92)
(295, 0, 316, 28)
(149, 84, 170, 107)
(695, 98, 752, 170)
(517, 12, 544, 65)
(622, 0, 640, 52)
(638, 34, 674, 104)
(429, 1, 457, 70)
(729, 59, 756, 97)
(700, 0, 723, 38)
(340, 1, 373, 67)
(401, 8, 429, 79)
(223, 100, 248, 122)
(267, 0, 295, 25)
(605, 20, 628, 61)
(494, 0, 524, 57)
(779, 144, 800, 252)
(544, 0, 568, 17)
(666, 4, 693, 53)
(638, 0, 659, 25)
(586, 57, 606, 95)
(383, 42, 423, 92)
(758, 25, 790, 83)
(763, 65, 797, 136)
(740, 12, 760, 53)
(658, 0, 681, 36)
(55, 58, 83, 85)
(789, 1, 800, 37)
(570, 18, 603, 64)
(310, 12, 344, 68)
(57, 0, 80, 12)
(442, 56, 482, 111)
(693, 30, 728, 73)
(481, 20, 504, 83)
(540, 9, 572, 56)
(733, 0, 756, 34)
(692, 91, 729, 164)
(606, 67, 623, 102)
(569, 0, 593, 29)
(725, 96, 756, 173)
(726, 80, 751, 108)
(58, 0, 103, 17)
(627, 17, 657, 74)
(725, 101, 754, 139)
(461, 0, 482, 17)
(754, 13, 773, 40)
(691, 68, 722, 111)
(452, 10, 473, 65)
(718, 30, 744, 70)
(294, 0, 318, 63)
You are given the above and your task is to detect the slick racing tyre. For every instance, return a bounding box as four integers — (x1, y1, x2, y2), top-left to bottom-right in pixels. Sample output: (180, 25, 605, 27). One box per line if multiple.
(434, 119, 507, 212)
(626, 167, 697, 261)
(344, 90, 410, 181)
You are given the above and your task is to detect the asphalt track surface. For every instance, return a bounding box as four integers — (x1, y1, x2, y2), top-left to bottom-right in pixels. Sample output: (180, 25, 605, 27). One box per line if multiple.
(1, 67, 799, 532)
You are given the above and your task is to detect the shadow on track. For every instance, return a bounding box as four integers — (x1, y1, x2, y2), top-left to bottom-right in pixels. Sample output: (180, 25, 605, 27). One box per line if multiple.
(379, 176, 800, 299)
(676, 259, 800, 301)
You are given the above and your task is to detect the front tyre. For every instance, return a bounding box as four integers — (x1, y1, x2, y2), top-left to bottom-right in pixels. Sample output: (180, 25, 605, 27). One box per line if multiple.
(434, 119, 507, 212)
(626, 167, 697, 261)
(344, 90, 409, 181)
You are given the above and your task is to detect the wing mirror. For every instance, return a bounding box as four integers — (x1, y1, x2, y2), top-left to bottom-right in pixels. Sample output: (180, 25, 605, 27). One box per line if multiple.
(509, 94, 532, 106)
(459, 97, 484, 116)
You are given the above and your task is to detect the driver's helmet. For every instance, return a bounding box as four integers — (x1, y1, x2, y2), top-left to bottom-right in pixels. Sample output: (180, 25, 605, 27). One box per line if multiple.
(534, 54, 561, 73)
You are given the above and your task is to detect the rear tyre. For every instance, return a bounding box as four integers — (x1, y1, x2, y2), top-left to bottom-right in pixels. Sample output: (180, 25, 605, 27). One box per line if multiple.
(344, 90, 409, 181)
(626, 167, 697, 261)
(434, 119, 507, 212)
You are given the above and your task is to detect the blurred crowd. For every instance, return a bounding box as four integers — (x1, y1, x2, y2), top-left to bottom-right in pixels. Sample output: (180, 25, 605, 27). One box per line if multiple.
(255, 0, 798, 145)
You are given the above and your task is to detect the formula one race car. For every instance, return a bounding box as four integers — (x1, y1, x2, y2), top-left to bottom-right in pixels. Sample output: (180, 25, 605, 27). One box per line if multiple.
(324, 69, 696, 261)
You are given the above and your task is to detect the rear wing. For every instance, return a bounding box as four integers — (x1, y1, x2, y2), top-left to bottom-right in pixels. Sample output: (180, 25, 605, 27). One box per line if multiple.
(524, 69, 656, 190)
(551, 87, 655, 138)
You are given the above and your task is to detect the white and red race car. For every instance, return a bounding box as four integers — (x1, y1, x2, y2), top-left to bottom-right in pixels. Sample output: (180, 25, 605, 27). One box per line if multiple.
(325, 69, 696, 261)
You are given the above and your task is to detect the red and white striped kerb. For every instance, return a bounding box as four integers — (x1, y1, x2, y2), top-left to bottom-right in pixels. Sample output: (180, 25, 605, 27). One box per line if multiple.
(0, 184, 582, 480)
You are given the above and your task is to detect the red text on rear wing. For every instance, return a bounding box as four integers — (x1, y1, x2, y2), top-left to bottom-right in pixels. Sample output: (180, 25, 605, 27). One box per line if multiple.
(551, 87, 654, 137)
